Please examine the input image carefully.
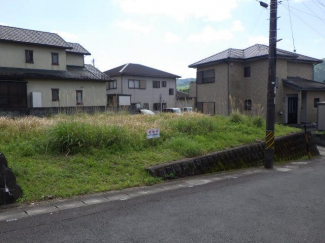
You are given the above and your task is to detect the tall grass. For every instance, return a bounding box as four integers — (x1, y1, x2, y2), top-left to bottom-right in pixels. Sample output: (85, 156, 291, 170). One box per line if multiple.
(0, 112, 299, 202)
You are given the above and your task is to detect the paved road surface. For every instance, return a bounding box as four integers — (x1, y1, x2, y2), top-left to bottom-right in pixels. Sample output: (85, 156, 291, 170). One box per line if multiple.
(1, 150, 325, 243)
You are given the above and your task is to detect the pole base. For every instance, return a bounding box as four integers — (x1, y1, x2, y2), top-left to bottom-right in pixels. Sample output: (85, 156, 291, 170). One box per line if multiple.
(265, 148, 274, 169)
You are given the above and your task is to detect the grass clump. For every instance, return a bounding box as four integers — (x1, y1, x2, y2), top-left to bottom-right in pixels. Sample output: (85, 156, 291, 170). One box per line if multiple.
(0, 112, 299, 203)
(46, 121, 139, 154)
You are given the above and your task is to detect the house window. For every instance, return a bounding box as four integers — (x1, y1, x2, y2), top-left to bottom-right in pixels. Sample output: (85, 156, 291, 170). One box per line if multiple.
(129, 80, 140, 89)
(52, 53, 59, 65)
(25, 50, 34, 63)
(169, 88, 174, 95)
(76, 90, 83, 105)
(162, 81, 167, 87)
(197, 69, 215, 84)
(52, 89, 59, 101)
(153, 103, 161, 111)
(107, 80, 117, 90)
(153, 81, 160, 88)
(314, 98, 320, 108)
(139, 80, 146, 89)
(244, 66, 250, 77)
(244, 99, 252, 110)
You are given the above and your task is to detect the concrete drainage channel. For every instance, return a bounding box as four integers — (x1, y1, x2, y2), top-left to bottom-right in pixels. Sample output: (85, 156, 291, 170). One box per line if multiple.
(1, 150, 324, 223)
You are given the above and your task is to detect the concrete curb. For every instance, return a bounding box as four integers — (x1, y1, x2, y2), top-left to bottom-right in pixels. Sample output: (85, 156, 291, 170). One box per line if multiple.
(1, 146, 324, 223)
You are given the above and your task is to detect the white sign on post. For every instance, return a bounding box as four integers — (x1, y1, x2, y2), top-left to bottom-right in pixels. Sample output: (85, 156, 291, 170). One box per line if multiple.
(147, 128, 160, 139)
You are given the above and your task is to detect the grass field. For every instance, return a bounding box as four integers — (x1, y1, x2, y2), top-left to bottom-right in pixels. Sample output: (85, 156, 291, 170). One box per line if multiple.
(0, 112, 299, 203)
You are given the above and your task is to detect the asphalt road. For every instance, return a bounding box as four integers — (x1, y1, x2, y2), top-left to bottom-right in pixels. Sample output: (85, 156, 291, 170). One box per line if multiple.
(1, 155, 325, 243)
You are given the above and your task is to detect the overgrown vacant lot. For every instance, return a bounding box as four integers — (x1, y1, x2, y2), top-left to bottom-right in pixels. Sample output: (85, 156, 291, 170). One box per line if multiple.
(0, 112, 298, 202)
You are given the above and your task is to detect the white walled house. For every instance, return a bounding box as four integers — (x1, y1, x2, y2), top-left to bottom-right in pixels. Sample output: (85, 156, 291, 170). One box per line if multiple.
(104, 63, 181, 111)
(0, 25, 111, 115)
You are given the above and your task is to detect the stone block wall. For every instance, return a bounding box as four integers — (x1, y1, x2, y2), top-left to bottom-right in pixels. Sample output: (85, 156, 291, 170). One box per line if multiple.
(146, 132, 319, 179)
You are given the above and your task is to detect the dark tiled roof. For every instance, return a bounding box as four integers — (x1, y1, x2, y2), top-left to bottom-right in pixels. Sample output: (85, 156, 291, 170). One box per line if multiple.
(0, 65, 111, 81)
(189, 44, 323, 68)
(104, 63, 181, 78)
(0, 25, 72, 49)
(176, 90, 190, 99)
(283, 77, 325, 90)
(67, 42, 91, 55)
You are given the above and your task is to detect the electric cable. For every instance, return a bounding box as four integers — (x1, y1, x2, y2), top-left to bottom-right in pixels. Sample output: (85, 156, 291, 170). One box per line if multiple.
(286, 0, 296, 52)
(282, 3, 325, 21)
(302, 1, 325, 24)
(285, 6, 325, 38)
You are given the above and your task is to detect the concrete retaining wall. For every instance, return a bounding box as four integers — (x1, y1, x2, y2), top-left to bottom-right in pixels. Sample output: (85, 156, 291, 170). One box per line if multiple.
(146, 132, 319, 179)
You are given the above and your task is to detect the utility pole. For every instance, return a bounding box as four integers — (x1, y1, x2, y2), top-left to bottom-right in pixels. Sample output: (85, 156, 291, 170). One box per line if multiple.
(265, 0, 278, 169)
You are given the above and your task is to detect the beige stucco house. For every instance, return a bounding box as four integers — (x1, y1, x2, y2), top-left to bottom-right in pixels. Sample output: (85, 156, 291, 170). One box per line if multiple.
(189, 44, 325, 124)
(104, 63, 180, 112)
(0, 25, 110, 115)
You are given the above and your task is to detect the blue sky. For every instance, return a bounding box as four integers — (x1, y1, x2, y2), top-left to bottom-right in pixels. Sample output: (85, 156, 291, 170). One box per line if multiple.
(1, 0, 324, 78)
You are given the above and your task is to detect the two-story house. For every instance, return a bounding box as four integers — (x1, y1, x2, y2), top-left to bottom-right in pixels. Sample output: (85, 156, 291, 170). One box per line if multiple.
(104, 63, 180, 111)
(0, 25, 110, 115)
(189, 44, 325, 124)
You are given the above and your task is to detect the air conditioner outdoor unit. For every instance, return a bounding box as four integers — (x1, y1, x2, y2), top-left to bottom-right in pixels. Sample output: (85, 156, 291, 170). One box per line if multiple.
(30, 92, 42, 108)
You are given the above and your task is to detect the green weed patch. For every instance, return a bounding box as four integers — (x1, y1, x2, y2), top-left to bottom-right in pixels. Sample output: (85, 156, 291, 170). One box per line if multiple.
(0, 113, 299, 202)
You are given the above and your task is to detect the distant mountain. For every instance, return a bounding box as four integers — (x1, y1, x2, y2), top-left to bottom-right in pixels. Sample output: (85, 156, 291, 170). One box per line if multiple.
(177, 78, 196, 92)
(314, 59, 325, 82)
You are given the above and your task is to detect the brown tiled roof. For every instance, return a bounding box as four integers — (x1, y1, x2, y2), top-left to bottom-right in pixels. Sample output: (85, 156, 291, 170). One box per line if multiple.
(189, 44, 323, 68)
(104, 63, 181, 78)
(176, 90, 190, 99)
(283, 77, 325, 90)
(0, 65, 111, 81)
(67, 42, 91, 55)
(0, 25, 72, 49)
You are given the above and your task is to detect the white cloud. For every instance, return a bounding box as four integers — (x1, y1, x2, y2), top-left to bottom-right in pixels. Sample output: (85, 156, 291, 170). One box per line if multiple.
(115, 0, 239, 22)
(188, 21, 244, 43)
(247, 35, 269, 45)
(232, 20, 244, 31)
(52, 31, 79, 42)
(117, 19, 154, 34)
(0, 23, 7, 26)
(164, 32, 180, 44)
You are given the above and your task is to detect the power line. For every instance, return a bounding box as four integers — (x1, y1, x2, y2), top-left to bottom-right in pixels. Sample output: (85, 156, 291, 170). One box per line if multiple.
(302, 1, 325, 25)
(286, 0, 296, 52)
(249, 8, 265, 36)
(282, 3, 325, 21)
(312, 0, 325, 14)
(315, 0, 325, 8)
(286, 6, 325, 38)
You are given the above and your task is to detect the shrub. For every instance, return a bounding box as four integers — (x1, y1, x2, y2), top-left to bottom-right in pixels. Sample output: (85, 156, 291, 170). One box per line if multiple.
(229, 113, 244, 123)
(252, 116, 264, 128)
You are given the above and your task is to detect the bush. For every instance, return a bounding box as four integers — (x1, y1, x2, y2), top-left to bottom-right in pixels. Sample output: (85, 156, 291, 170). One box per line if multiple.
(252, 116, 264, 128)
(229, 113, 244, 123)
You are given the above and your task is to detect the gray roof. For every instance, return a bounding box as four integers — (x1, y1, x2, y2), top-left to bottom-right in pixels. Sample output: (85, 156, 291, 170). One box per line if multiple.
(189, 44, 323, 68)
(0, 25, 72, 49)
(0, 65, 111, 81)
(67, 42, 91, 55)
(104, 63, 181, 78)
(283, 77, 325, 90)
